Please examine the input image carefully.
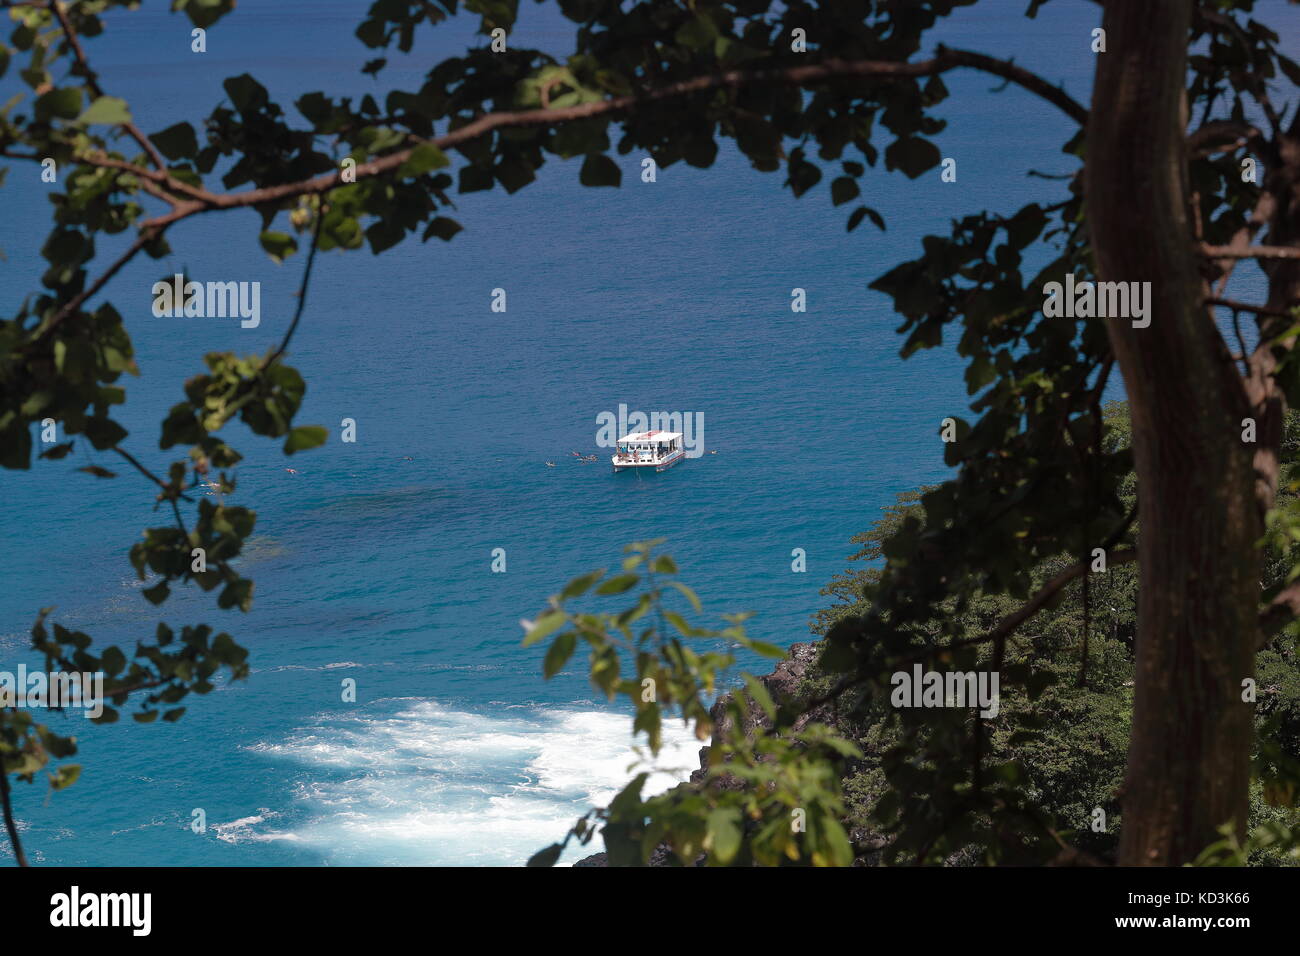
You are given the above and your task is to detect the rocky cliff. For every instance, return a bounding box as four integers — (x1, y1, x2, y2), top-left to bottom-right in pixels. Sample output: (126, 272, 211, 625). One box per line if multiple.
(573, 642, 829, 866)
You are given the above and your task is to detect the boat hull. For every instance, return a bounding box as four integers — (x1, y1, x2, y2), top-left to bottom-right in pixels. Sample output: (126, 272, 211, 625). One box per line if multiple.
(612, 451, 686, 473)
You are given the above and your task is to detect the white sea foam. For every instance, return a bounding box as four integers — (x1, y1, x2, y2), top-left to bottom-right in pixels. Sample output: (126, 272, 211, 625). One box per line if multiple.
(212, 810, 303, 844)
(243, 700, 699, 865)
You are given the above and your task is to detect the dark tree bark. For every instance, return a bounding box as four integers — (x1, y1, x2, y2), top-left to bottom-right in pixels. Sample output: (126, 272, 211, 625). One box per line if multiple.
(1087, 0, 1257, 865)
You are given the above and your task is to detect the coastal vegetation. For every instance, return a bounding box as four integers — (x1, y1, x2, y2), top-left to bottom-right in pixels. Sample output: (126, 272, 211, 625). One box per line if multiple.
(527, 403, 1300, 865)
(3, 0, 1300, 866)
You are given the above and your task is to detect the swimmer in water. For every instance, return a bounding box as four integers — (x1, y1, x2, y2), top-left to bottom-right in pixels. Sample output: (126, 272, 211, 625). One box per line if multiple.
(285, 468, 298, 474)
(545, 461, 555, 467)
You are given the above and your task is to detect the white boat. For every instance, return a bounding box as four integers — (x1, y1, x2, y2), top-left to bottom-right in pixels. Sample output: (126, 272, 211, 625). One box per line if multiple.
(612, 430, 686, 473)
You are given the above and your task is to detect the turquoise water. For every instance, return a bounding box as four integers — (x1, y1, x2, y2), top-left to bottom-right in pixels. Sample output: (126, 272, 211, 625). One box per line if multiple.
(2, 1, 1253, 865)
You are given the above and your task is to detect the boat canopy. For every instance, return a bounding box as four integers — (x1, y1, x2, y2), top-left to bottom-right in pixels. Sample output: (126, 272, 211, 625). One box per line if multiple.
(618, 430, 682, 444)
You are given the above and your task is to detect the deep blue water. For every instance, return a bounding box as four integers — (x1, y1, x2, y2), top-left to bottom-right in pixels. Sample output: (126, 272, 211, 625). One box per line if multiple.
(0, 1, 1283, 865)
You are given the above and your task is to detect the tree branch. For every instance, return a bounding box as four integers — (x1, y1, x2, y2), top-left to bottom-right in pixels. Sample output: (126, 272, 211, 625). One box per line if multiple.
(112, 446, 194, 503)
(1187, 119, 1265, 158)
(33, 225, 166, 339)
(48, 0, 167, 172)
(1259, 582, 1300, 645)
(893, 547, 1139, 668)
(798, 546, 1139, 714)
(1209, 193, 1276, 296)
(1206, 296, 1297, 319)
(1202, 243, 1300, 260)
(46, 49, 1087, 345)
(935, 46, 1088, 125)
(262, 211, 323, 370)
(79, 151, 218, 204)
(0, 767, 28, 867)
(141, 48, 1086, 231)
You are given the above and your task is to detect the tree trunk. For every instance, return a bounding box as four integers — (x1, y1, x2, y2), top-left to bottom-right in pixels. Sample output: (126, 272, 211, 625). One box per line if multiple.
(1086, 0, 1257, 865)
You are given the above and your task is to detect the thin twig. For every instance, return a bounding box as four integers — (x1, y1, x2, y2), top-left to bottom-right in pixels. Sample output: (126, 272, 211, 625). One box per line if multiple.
(1206, 296, 1297, 319)
(0, 146, 213, 203)
(1229, 307, 1250, 375)
(1186, 119, 1264, 157)
(37, 48, 1086, 340)
(0, 768, 28, 867)
(33, 225, 165, 339)
(48, 0, 167, 172)
(262, 212, 324, 370)
(888, 548, 1139, 670)
(112, 447, 194, 503)
(1202, 244, 1300, 260)
(797, 545, 1140, 715)
(139, 47, 1087, 232)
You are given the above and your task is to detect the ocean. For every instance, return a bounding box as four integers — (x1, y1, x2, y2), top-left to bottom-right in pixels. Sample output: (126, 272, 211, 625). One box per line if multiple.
(1, 0, 1263, 866)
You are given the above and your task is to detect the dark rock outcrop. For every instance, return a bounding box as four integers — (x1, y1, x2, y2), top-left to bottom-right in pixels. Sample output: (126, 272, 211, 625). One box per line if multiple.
(689, 641, 828, 788)
(573, 641, 832, 866)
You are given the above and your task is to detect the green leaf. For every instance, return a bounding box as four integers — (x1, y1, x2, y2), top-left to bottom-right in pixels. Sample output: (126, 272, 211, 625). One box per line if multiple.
(831, 176, 860, 207)
(178, 0, 235, 29)
(494, 157, 536, 194)
(35, 87, 82, 121)
(787, 157, 821, 197)
(259, 230, 298, 263)
(459, 164, 495, 193)
(579, 153, 621, 187)
(595, 573, 639, 595)
(746, 640, 786, 660)
(666, 580, 702, 612)
(423, 217, 462, 242)
(707, 808, 742, 864)
(1005, 203, 1047, 249)
(521, 609, 565, 647)
(741, 675, 777, 721)
(561, 569, 604, 600)
(78, 96, 132, 126)
(662, 609, 694, 637)
(885, 137, 941, 179)
(283, 425, 327, 454)
(224, 73, 268, 114)
(846, 205, 885, 233)
(649, 554, 677, 574)
(398, 142, 449, 177)
(675, 16, 718, 51)
(49, 764, 81, 791)
(152, 122, 199, 160)
(543, 631, 577, 678)
(1278, 54, 1300, 88)
(527, 843, 564, 867)
(83, 416, 128, 450)
(77, 465, 118, 479)
(818, 813, 854, 866)
(101, 646, 126, 676)
(683, 134, 718, 169)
